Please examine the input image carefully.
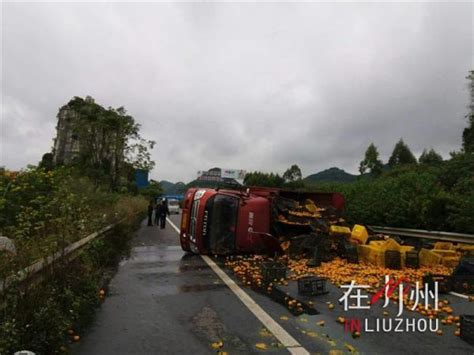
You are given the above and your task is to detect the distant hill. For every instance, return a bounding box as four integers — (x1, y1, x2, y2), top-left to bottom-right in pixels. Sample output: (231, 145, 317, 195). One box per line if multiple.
(304, 167, 357, 183)
(162, 167, 356, 192)
(159, 180, 187, 194)
(159, 180, 175, 193)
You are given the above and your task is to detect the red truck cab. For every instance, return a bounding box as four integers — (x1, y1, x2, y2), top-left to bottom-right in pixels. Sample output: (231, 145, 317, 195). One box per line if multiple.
(179, 187, 344, 255)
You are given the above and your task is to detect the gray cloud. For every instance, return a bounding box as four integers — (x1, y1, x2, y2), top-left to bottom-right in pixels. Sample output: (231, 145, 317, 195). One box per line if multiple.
(1, 2, 472, 182)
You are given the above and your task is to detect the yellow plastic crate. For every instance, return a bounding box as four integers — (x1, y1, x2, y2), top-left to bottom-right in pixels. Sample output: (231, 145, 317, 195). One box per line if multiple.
(434, 242, 454, 250)
(304, 199, 318, 214)
(368, 238, 402, 252)
(358, 245, 385, 267)
(400, 245, 415, 253)
(351, 225, 369, 245)
(329, 225, 352, 237)
(432, 249, 458, 258)
(369, 240, 385, 249)
(455, 244, 474, 252)
(442, 256, 461, 268)
(357, 245, 368, 262)
(455, 245, 474, 258)
(433, 249, 460, 268)
(384, 238, 401, 251)
(419, 248, 442, 267)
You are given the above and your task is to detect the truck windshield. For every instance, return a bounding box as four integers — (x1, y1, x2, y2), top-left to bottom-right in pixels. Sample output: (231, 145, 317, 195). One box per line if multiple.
(204, 194, 238, 254)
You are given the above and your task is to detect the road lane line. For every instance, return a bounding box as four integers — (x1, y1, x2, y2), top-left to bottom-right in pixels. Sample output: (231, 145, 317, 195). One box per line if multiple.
(449, 291, 470, 300)
(201, 255, 309, 354)
(166, 217, 310, 355)
(167, 218, 181, 234)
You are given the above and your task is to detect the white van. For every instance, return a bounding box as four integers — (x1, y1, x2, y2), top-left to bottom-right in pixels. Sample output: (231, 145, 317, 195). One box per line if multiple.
(168, 199, 180, 214)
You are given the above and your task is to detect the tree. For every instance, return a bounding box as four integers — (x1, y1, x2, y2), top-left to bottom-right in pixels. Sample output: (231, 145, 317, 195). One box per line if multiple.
(282, 164, 302, 182)
(66, 97, 155, 190)
(419, 148, 443, 165)
(138, 180, 163, 199)
(244, 171, 285, 187)
(463, 71, 474, 153)
(388, 139, 417, 167)
(39, 153, 54, 171)
(359, 143, 383, 176)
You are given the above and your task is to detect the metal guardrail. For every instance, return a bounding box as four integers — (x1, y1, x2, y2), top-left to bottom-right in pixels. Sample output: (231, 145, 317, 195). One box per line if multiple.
(368, 225, 474, 245)
(0, 223, 117, 294)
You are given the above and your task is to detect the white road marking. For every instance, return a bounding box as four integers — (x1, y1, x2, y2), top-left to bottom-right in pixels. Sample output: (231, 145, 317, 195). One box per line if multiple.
(167, 218, 181, 234)
(449, 291, 470, 300)
(166, 217, 310, 355)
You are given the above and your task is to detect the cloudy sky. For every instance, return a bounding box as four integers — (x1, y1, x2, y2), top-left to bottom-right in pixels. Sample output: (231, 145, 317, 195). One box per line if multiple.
(1, 1, 472, 182)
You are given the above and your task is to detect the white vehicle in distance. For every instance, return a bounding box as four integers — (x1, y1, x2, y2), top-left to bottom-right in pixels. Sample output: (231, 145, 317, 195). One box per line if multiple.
(168, 199, 180, 214)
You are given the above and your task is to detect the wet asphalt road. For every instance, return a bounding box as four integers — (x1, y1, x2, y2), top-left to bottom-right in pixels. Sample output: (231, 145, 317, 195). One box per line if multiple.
(75, 214, 474, 355)
(74, 214, 285, 354)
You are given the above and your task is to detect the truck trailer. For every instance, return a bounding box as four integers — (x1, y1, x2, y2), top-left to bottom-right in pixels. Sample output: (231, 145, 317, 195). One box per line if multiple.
(179, 187, 345, 255)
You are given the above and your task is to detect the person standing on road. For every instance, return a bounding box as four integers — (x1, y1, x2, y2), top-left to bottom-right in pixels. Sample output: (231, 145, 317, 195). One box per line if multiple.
(158, 198, 170, 229)
(147, 200, 154, 226)
(154, 200, 161, 226)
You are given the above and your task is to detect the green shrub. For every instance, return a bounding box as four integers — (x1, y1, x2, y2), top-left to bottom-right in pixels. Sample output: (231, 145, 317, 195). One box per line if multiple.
(308, 153, 474, 233)
(0, 165, 147, 354)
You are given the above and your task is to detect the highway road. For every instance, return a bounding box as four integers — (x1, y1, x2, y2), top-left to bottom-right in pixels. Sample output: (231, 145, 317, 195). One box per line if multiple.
(74, 214, 474, 354)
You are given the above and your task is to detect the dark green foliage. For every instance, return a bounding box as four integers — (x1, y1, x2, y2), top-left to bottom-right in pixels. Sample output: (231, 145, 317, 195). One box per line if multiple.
(463, 118, 474, 153)
(38, 153, 54, 171)
(160, 180, 187, 195)
(172, 182, 187, 194)
(309, 154, 474, 233)
(305, 167, 357, 183)
(282, 164, 302, 182)
(359, 143, 383, 176)
(138, 179, 163, 199)
(244, 171, 285, 187)
(283, 179, 306, 189)
(463, 71, 474, 153)
(438, 153, 474, 232)
(388, 139, 417, 167)
(419, 148, 443, 165)
(0, 222, 137, 355)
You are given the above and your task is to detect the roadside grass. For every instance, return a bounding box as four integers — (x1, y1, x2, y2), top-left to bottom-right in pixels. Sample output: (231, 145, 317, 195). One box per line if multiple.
(0, 167, 147, 354)
(0, 216, 144, 354)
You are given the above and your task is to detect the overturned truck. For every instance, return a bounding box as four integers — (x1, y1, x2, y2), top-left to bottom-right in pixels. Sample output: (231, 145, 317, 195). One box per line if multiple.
(179, 187, 345, 255)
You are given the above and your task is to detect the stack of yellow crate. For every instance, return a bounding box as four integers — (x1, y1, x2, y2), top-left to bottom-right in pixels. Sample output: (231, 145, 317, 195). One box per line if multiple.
(419, 248, 442, 267)
(434, 242, 454, 250)
(458, 244, 474, 251)
(357, 237, 415, 267)
(358, 244, 385, 266)
(454, 243, 474, 254)
(350, 225, 418, 268)
(419, 248, 460, 267)
(436, 249, 460, 267)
